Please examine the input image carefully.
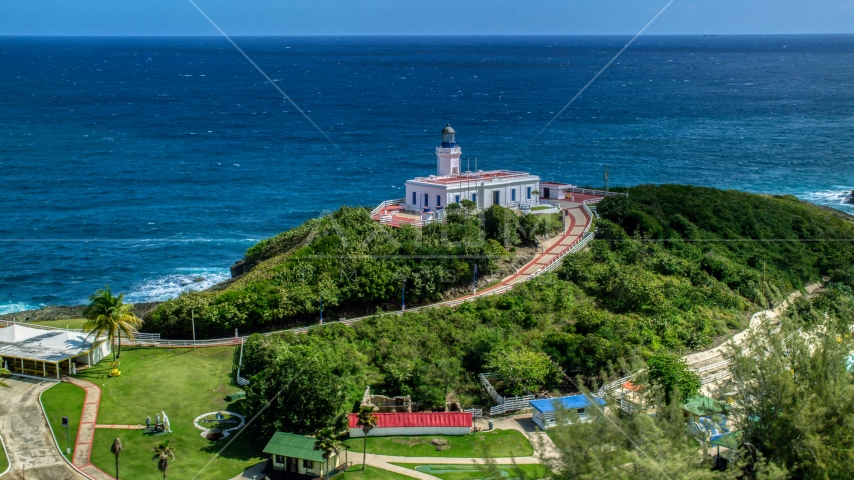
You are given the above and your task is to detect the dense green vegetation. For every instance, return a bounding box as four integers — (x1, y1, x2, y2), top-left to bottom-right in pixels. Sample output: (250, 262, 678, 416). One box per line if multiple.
(547, 282, 854, 480)
(342, 430, 533, 458)
(238, 186, 854, 440)
(41, 381, 86, 460)
(726, 282, 854, 479)
(149, 206, 519, 337)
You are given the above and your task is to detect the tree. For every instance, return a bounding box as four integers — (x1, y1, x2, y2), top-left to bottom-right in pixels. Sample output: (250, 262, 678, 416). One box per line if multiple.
(549, 397, 786, 480)
(531, 190, 539, 203)
(646, 353, 701, 404)
(355, 406, 378, 470)
(724, 288, 854, 479)
(151, 440, 175, 480)
(460, 198, 477, 215)
(314, 427, 343, 480)
(83, 286, 143, 361)
(111, 438, 122, 480)
(244, 348, 347, 435)
(485, 349, 562, 396)
(483, 205, 520, 246)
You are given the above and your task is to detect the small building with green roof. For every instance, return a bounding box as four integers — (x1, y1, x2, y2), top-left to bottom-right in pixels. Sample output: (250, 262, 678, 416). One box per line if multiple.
(262, 432, 348, 477)
(682, 395, 726, 424)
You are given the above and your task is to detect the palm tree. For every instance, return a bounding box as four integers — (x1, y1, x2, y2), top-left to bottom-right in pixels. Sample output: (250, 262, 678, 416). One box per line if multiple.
(111, 438, 122, 479)
(355, 406, 378, 470)
(531, 189, 540, 205)
(1, 367, 10, 388)
(83, 286, 143, 361)
(314, 427, 343, 480)
(151, 440, 175, 480)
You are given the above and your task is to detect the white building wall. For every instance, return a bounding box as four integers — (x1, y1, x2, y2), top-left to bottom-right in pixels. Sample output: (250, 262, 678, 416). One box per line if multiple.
(349, 426, 471, 437)
(406, 178, 540, 212)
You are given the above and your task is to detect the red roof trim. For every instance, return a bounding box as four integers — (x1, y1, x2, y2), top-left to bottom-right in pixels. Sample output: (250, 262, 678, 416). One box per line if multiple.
(348, 412, 472, 428)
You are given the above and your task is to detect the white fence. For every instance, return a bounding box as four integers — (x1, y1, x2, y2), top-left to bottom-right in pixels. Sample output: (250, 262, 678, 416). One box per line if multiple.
(489, 395, 536, 416)
(479, 373, 537, 416)
(464, 408, 483, 419)
(0, 319, 84, 333)
(370, 198, 405, 217)
(568, 188, 624, 197)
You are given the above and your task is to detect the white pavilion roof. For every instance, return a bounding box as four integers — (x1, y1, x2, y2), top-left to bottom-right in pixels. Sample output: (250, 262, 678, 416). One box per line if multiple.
(0, 324, 104, 363)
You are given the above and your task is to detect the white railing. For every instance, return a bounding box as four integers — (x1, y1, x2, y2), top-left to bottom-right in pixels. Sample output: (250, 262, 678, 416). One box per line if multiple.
(464, 408, 483, 419)
(370, 198, 405, 217)
(479, 373, 504, 404)
(121, 337, 243, 347)
(489, 395, 536, 416)
(596, 374, 636, 398)
(0, 319, 85, 333)
(568, 188, 625, 197)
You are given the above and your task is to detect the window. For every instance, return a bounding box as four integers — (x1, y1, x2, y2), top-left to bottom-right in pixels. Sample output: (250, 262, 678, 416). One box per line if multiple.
(275, 455, 285, 465)
(436, 195, 442, 207)
(455, 194, 460, 203)
(526, 186, 532, 199)
(424, 193, 429, 207)
(576, 408, 585, 415)
(511, 189, 516, 201)
(412, 191, 416, 204)
(303, 460, 314, 469)
(472, 193, 477, 203)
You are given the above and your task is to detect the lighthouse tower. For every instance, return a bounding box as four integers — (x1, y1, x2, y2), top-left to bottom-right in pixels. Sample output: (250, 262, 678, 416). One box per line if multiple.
(436, 124, 462, 177)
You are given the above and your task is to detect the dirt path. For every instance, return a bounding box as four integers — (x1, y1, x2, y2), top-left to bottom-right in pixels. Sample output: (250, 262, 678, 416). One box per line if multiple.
(0, 376, 85, 480)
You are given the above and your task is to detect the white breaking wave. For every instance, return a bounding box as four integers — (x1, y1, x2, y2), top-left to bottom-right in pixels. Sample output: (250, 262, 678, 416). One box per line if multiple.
(0, 301, 44, 315)
(125, 268, 231, 303)
(801, 188, 854, 212)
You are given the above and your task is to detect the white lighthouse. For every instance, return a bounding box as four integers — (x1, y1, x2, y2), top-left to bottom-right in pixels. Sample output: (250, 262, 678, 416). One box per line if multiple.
(436, 124, 461, 176)
(402, 124, 541, 216)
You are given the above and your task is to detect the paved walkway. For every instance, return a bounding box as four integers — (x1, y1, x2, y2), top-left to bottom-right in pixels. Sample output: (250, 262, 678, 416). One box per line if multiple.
(684, 283, 821, 394)
(63, 377, 114, 480)
(0, 376, 86, 480)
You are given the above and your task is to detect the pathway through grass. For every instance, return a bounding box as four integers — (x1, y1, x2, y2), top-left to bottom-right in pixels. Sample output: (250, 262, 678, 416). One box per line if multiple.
(395, 463, 551, 480)
(343, 430, 532, 458)
(337, 464, 414, 479)
(75, 346, 264, 480)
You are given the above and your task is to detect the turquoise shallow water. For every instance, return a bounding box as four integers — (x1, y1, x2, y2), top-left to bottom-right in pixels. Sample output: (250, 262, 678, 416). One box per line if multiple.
(2, 35, 854, 311)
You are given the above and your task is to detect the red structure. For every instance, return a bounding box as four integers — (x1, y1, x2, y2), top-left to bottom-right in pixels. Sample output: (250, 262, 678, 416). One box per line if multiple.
(348, 412, 473, 437)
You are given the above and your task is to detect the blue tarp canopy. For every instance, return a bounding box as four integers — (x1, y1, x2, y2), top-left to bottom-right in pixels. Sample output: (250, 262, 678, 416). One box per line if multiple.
(529, 395, 605, 413)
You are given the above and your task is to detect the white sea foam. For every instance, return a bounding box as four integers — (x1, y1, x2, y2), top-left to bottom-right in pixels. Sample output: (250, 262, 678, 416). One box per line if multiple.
(0, 302, 44, 315)
(801, 188, 854, 212)
(125, 268, 231, 303)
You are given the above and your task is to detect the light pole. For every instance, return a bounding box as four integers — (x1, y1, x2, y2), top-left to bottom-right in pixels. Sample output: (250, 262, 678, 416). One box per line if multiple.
(62, 416, 70, 455)
(191, 309, 196, 351)
(473, 263, 478, 295)
(401, 280, 406, 311)
(319, 296, 323, 324)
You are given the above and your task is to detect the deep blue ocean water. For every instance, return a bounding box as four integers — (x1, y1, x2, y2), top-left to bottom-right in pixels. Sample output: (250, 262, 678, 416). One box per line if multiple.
(2, 35, 854, 313)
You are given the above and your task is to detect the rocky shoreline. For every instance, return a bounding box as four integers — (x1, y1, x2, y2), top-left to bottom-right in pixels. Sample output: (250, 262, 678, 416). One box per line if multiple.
(0, 302, 162, 323)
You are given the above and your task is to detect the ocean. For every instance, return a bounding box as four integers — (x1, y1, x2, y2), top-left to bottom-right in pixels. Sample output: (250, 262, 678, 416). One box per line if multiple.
(2, 35, 854, 313)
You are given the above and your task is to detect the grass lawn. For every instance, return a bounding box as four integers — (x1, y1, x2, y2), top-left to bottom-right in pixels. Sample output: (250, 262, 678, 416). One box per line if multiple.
(0, 434, 9, 473)
(75, 346, 265, 480)
(343, 430, 532, 458)
(395, 463, 551, 480)
(31, 318, 89, 330)
(41, 381, 87, 460)
(334, 464, 413, 479)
